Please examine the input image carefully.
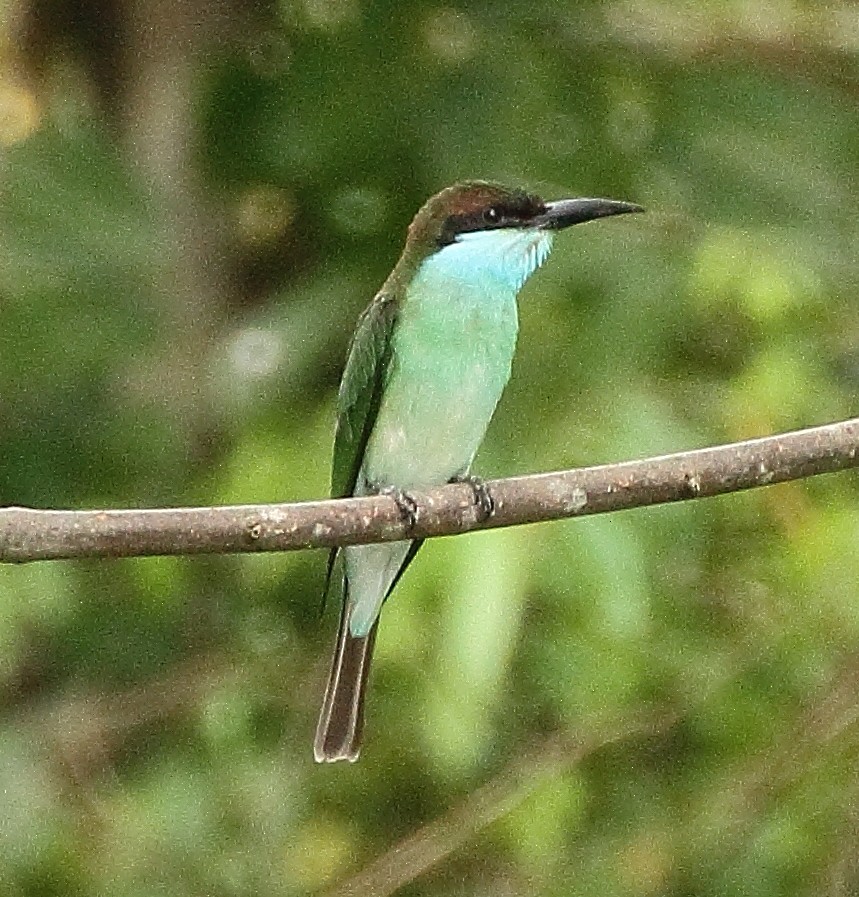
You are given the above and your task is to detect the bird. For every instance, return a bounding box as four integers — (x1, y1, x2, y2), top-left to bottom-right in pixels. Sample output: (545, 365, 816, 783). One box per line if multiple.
(314, 180, 643, 762)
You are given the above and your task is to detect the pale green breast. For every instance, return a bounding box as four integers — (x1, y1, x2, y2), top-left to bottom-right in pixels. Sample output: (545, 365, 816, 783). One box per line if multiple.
(361, 281, 517, 489)
(346, 276, 521, 637)
(360, 227, 553, 490)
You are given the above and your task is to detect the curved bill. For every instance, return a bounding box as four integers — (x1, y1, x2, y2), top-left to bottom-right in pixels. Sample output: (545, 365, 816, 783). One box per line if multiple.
(533, 198, 644, 230)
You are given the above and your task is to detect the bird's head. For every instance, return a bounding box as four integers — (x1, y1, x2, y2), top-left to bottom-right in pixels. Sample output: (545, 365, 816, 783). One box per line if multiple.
(389, 181, 643, 295)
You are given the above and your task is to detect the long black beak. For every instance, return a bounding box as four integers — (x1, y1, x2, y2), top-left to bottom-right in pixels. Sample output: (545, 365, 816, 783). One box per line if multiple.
(534, 197, 644, 230)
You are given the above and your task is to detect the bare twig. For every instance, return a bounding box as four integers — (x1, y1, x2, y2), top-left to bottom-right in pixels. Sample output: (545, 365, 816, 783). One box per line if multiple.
(320, 706, 677, 897)
(1, 417, 857, 564)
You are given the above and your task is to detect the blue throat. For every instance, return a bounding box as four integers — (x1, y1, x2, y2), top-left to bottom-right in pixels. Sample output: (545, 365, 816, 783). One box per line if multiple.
(415, 227, 555, 294)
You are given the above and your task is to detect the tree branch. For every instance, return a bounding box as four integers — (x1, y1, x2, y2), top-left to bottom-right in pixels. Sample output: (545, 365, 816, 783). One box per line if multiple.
(1, 417, 857, 564)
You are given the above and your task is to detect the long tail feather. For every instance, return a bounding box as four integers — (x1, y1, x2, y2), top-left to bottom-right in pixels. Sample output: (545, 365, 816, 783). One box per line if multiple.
(314, 538, 424, 762)
(313, 604, 378, 763)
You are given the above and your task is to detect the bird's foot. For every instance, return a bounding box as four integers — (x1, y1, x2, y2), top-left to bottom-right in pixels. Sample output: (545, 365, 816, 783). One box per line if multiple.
(450, 473, 495, 521)
(374, 484, 420, 530)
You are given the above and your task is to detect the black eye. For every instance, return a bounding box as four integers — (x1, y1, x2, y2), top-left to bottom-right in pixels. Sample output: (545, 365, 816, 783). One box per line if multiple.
(483, 206, 500, 225)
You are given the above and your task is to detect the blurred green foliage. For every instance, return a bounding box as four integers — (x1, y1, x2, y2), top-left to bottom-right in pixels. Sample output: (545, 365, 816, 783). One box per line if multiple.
(1, 0, 859, 894)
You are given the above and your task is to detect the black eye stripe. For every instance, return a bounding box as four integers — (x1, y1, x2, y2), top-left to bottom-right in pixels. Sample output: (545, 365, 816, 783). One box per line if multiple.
(435, 193, 546, 247)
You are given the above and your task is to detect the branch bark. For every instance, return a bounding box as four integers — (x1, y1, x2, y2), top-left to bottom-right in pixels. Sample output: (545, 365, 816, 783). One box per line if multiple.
(1, 417, 858, 564)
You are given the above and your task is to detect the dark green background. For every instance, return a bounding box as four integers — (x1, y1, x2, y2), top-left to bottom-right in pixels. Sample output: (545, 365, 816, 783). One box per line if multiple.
(1, 1, 858, 894)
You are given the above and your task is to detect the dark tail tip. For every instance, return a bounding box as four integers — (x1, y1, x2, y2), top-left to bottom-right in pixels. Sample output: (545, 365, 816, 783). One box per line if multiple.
(314, 617, 378, 763)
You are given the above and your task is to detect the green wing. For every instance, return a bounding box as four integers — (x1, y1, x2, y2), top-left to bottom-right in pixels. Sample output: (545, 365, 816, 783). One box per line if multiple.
(322, 295, 399, 605)
(331, 293, 399, 500)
